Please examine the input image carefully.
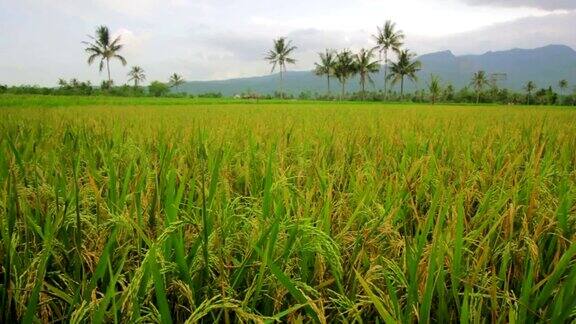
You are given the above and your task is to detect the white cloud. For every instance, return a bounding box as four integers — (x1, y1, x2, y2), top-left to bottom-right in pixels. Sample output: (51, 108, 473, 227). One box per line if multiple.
(407, 11, 576, 55)
(460, 0, 576, 10)
(111, 28, 151, 57)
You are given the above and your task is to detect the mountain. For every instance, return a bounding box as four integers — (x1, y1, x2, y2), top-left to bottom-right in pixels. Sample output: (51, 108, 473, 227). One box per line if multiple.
(175, 45, 576, 96)
(175, 71, 324, 97)
(417, 44, 576, 91)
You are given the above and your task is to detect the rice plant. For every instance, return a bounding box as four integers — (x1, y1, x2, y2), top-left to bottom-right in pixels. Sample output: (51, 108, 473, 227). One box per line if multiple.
(1, 101, 575, 322)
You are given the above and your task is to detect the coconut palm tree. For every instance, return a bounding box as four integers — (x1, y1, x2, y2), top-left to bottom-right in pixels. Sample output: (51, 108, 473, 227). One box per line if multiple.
(266, 37, 297, 99)
(524, 81, 536, 104)
(58, 78, 69, 89)
(168, 73, 185, 88)
(127, 66, 146, 88)
(333, 49, 357, 100)
(559, 79, 568, 96)
(427, 74, 442, 105)
(70, 78, 80, 88)
(387, 49, 421, 98)
(444, 84, 455, 101)
(372, 20, 404, 98)
(470, 71, 489, 104)
(354, 49, 380, 100)
(314, 49, 337, 95)
(83, 25, 127, 85)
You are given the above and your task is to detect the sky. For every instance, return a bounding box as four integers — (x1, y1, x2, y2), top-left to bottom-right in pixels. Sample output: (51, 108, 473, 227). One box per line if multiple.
(0, 0, 574, 86)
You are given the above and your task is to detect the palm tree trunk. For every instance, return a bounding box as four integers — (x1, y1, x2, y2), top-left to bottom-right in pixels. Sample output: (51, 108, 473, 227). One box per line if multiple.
(341, 80, 345, 100)
(361, 75, 366, 101)
(280, 67, 284, 100)
(106, 58, 111, 86)
(400, 76, 404, 99)
(476, 91, 480, 104)
(327, 75, 331, 96)
(383, 50, 388, 100)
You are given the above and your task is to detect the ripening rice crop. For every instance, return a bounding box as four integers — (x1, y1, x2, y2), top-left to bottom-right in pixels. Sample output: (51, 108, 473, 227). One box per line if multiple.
(1, 101, 575, 323)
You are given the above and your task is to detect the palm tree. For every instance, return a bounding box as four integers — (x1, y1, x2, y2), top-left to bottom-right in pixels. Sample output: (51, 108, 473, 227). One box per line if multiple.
(314, 49, 337, 95)
(387, 49, 421, 98)
(470, 71, 489, 104)
(168, 73, 185, 88)
(333, 49, 357, 100)
(355, 49, 380, 100)
(101, 80, 113, 90)
(444, 84, 455, 101)
(559, 79, 568, 96)
(58, 78, 69, 89)
(127, 66, 146, 88)
(83, 25, 127, 85)
(265, 37, 297, 99)
(372, 20, 404, 98)
(524, 81, 536, 104)
(427, 74, 442, 105)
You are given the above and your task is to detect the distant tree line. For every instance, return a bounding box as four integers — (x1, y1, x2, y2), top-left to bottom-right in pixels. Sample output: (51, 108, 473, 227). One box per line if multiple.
(1, 79, 575, 105)
(0, 82, 224, 99)
(263, 20, 575, 105)
(277, 83, 576, 106)
(1, 23, 575, 105)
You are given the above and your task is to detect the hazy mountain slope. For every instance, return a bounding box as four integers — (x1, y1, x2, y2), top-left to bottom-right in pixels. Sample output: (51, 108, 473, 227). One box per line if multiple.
(418, 45, 576, 90)
(175, 45, 576, 96)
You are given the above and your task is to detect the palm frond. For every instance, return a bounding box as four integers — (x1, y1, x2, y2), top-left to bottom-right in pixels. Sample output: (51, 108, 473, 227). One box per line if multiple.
(373, 20, 404, 53)
(386, 49, 420, 85)
(266, 37, 297, 74)
(84, 25, 127, 81)
(114, 55, 127, 66)
(95, 25, 110, 47)
(87, 53, 100, 65)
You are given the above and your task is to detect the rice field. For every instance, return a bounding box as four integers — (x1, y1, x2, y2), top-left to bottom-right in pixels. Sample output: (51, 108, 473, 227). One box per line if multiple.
(1, 98, 575, 323)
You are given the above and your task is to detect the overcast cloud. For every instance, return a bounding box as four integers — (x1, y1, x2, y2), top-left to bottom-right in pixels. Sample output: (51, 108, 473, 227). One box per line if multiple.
(461, 0, 576, 10)
(0, 0, 574, 86)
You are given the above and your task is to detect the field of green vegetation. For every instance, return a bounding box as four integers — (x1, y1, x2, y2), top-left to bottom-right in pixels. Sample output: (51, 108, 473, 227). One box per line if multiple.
(1, 96, 575, 323)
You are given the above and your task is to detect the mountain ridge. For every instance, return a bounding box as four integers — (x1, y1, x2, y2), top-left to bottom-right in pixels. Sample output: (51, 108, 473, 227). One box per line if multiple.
(175, 44, 576, 96)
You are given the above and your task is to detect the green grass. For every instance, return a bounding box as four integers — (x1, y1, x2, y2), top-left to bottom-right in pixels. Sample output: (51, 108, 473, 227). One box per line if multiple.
(1, 96, 575, 322)
(2, 93, 547, 108)
(0, 94, 334, 107)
